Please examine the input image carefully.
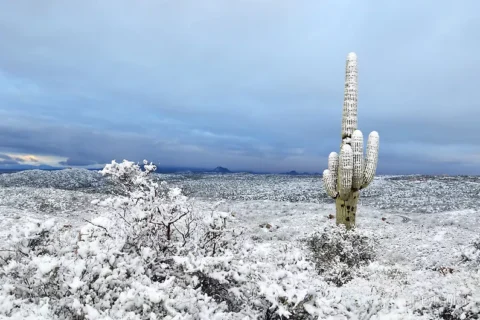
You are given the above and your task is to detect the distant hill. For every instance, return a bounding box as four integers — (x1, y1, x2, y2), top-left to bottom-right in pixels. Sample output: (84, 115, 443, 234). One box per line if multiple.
(283, 170, 316, 176)
(210, 166, 231, 173)
(149, 165, 233, 174)
(0, 164, 322, 176)
(144, 165, 209, 174)
(0, 164, 60, 172)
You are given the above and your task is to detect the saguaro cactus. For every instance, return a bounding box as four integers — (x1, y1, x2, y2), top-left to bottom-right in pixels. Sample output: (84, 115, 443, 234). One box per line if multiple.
(322, 52, 379, 229)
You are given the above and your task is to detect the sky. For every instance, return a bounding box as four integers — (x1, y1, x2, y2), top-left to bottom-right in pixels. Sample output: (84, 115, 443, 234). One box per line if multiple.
(0, 0, 479, 174)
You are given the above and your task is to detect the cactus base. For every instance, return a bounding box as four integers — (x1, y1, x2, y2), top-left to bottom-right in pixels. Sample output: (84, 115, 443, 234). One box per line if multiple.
(335, 191, 359, 229)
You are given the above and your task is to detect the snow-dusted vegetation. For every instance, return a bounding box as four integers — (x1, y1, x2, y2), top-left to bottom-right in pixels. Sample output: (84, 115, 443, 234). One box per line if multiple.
(0, 164, 479, 319)
(0, 169, 120, 193)
(163, 173, 480, 213)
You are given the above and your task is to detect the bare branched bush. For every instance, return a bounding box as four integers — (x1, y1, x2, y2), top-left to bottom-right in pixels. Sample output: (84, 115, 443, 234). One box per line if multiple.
(307, 225, 376, 286)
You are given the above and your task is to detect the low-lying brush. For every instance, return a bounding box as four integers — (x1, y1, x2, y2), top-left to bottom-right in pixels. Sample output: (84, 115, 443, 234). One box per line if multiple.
(307, 224, 376, 286)
(0, 160, 330, 319)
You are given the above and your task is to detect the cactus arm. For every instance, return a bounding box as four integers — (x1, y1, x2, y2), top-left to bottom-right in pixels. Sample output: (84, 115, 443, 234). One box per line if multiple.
(328, 152, 339, 185)
(341, 52, 358, 139)
(362, 131, 379, 188)
(338, 144, 353, 200)
(351, 130, 364, 190)
(323, 169, 338, 198)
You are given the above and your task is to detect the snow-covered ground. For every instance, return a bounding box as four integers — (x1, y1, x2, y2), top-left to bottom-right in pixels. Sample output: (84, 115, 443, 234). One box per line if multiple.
(0, 169, 479, 319)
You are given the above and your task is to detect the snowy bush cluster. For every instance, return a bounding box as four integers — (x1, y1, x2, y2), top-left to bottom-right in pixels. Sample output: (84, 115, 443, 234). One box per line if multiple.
(0, 160, 244, 319)
(163, 173, 480, 214)
(0, 169, 120, 194)
(162, 174, 328, 203)
(0, 187, 100, 214)
(307, 225, 376, 287)
(0, 160, 342, 319)
(461, 237, 480, 269)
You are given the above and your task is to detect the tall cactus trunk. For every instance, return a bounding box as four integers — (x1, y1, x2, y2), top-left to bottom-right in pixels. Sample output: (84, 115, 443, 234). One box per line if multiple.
(335, 191, 359, 229)
(322, 52, 379, 230)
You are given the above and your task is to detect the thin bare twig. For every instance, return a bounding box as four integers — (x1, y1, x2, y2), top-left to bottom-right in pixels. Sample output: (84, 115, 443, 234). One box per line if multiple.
(82, 219, 113, 239)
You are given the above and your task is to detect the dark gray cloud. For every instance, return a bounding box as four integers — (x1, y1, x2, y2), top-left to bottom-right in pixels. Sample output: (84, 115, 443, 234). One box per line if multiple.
(0, 122, 319, 172)
(0, 154, 22, 162)
(0, 158, 22, 166)
(0, 0, 479, 173)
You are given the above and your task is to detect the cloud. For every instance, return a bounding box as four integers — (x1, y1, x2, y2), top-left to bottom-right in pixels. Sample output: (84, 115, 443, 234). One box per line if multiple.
(0, 122, 325, 172)
(0, 0, 479, 173)
(12, 154, 39, 163)
(0, 153, 37, 165)
(0, 158, 21, 167)
(0, 154, 21, 162)
(0, 153, 43, 169)
(59, 159, 99, 167)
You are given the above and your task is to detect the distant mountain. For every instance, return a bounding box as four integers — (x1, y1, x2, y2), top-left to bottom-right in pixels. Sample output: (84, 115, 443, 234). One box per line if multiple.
(144, 165, 210, 174)
(283, 170, 317, 176)
(0, 164, 60, 173)
(1, 164, 321, 176)
(148, 165, 233, 174)
(211, 166, 231, 173)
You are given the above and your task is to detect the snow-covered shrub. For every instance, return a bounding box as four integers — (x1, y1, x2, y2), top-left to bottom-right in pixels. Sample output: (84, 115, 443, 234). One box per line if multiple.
(197, 201, 243, 257)
(307, 225, 376, 286)
(0, 160, 247, 319)
(460, 236, 480, 268)
(0, 217, 240, 319)
(2, 159, 374, 319)
(249, 244, 321, 319)
(172, 240, 329, 319)
(414, 300, 480, 320)
(0, 219, 66, 303)
(96, 161, 242, 259)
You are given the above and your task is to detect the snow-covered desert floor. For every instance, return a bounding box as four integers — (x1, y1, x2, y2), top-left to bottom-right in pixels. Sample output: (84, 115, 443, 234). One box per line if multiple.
(0, 169, 479, 319)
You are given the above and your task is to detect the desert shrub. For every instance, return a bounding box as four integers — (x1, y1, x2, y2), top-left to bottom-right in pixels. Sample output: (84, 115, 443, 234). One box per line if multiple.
(461, 237, 480, 265)
(0, 160, 246, 319)
(460, 236, 480, 269)
(307, 225, 376, 286)
(1, 160, 332, 319)
(414, 303, 480, 320)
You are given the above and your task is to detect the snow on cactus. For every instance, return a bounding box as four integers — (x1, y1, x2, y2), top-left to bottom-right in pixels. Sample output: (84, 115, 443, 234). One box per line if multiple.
(322, 52, 380, 229)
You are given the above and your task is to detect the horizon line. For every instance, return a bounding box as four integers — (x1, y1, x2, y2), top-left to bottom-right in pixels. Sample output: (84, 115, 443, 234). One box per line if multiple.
(0, 167, 478, 177)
